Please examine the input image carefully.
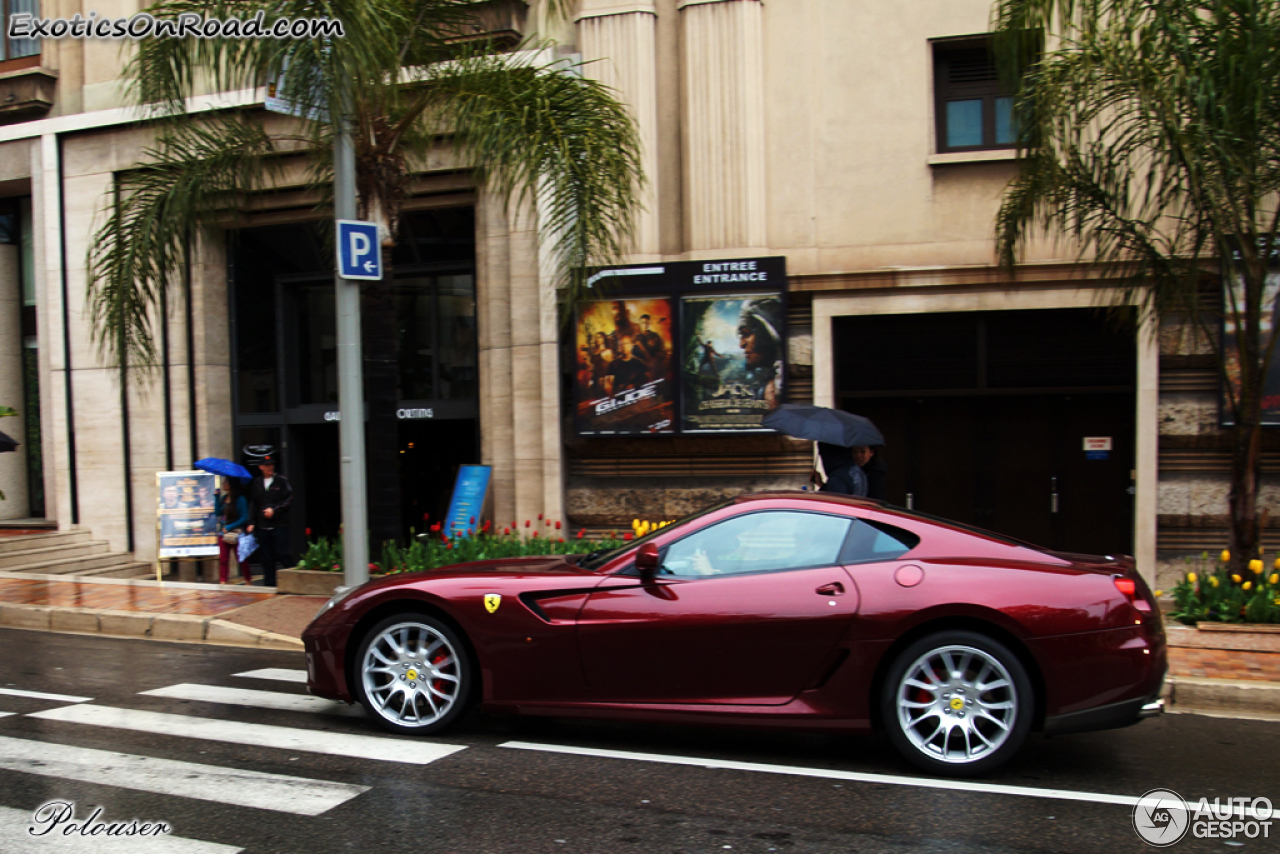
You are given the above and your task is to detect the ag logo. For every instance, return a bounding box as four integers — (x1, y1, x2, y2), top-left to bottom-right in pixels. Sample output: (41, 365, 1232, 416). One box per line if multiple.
(484, 594, 502, 614)
(1133, 788, 1190, 847)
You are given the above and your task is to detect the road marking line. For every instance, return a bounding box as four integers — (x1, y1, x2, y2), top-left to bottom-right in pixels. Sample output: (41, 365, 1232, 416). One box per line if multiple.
(500, 742, 1155, 809)
(141, 683, 360, 716)
(0, 687, 92, 703)
(0, 711, 14, 718)
(0, 805, 242, 854)
(29, 705, 465, 766)
(0, 735, 369, 816)
(233, 668, 307, 684)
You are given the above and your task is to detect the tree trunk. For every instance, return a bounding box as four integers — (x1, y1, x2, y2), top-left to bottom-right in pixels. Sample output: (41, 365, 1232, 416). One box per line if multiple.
(361, 243, 402, 557)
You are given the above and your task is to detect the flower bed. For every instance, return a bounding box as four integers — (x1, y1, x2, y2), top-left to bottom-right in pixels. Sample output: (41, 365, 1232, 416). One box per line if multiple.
(1166, 551, 1280, 625)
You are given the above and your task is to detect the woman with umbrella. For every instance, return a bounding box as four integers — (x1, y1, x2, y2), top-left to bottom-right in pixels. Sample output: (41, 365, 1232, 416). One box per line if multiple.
(196, 458, 253, 585)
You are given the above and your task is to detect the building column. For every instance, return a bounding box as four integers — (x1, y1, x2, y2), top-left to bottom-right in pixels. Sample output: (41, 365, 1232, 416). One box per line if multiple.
(0, 240, 27, 518)
(476, 190, 565, 529)
(679, 0, 767, 254)
(578, 0, 661, 259)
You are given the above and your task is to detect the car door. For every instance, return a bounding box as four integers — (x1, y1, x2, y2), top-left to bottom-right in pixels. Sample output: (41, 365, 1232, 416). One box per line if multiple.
(576, 510, 861, 705)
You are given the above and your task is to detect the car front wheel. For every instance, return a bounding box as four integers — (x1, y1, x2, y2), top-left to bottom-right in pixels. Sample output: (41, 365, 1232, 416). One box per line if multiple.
(882, 630, 1032, 776)
(355, 613, 471, 735)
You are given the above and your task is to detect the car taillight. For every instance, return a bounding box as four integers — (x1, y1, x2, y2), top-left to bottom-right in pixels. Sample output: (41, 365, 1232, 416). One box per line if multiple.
(1114, 575, 1152, 615)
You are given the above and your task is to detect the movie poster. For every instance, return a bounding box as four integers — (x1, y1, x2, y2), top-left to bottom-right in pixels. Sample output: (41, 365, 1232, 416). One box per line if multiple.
(681, 293, 785, 432)
(574, 297, 676, 435)
(157, 471, 219, 558)
(1222, 254, 1280, 427)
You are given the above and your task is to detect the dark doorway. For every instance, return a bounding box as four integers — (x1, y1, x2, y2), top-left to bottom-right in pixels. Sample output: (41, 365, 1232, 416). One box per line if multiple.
(834, 308, 1136, 555)
(399, 419, 481, 537)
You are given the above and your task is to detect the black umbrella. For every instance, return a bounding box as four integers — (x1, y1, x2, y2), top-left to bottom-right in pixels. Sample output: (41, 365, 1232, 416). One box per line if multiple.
(761, 404, 884, 447)
(0, 430, 17, 453)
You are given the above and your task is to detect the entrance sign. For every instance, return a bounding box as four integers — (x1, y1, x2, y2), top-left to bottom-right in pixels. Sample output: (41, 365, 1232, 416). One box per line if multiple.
(157, 470, 219, 559)
(444, 465, 492, 538)
(336, 220, 382, 280)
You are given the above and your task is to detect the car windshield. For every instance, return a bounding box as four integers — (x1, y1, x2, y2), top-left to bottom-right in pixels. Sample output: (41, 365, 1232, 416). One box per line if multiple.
(575, 500, 733, 571)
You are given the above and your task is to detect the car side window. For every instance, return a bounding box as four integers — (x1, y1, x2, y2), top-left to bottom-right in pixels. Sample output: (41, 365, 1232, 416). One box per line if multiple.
(660, 511, 852, 577)
(839, 518, 920, 564)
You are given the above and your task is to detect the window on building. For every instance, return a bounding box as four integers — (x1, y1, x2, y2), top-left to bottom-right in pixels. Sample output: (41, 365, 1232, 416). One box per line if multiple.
(2, 0, 41, 63)
(933, 37, 1017, 153)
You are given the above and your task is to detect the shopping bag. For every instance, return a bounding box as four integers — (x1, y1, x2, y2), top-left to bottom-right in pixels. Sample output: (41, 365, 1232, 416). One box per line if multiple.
(237, 531, 258, 563)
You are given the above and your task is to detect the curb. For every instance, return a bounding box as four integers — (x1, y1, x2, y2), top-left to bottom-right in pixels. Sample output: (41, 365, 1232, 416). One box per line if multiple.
(0, 603, 303, 651)
(1166, 675, 1280, 717)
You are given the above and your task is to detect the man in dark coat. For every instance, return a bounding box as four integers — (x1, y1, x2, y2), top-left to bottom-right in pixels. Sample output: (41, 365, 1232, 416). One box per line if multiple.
(816, 443, 868, 497)
(246, 455, 293, 587)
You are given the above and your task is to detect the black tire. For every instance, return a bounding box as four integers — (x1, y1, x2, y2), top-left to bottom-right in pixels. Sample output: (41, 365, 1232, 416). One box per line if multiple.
(881, 630, 1032, 776)
(354, 613, 472, 735)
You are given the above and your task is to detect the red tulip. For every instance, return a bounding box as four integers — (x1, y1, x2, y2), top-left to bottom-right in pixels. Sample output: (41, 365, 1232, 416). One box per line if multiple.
(305, 528, 312, 537)
(470, 517, 475, 525)
(525, 520, 531, 528)
(576, 529, 585, 539)
(532, 531, 539, 538)
(558, 538, 565, 543)
(423, 512, 429, 521)
(623, 533, 633, 540)
(538, 513, 543, 520)
(555, 521, 561, 530)
(445, 542, 452, 550)
(503, 527, 510, 535)
(368, 563, 377, 571)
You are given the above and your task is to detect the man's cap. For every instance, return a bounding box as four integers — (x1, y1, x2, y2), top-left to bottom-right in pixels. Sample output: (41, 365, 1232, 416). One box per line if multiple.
(258, 455, 276, 467)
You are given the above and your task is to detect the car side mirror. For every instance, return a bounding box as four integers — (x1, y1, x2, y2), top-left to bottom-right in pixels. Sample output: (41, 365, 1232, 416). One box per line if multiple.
(635, 543, 661, 577)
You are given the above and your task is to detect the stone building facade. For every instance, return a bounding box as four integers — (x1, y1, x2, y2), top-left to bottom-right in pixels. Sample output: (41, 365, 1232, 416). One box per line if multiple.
(0, 0, 1274, 587)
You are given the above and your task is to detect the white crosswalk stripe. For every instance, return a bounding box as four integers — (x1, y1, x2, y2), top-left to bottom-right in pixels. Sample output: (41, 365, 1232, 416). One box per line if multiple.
(232, 668, 307, 684)
(29, 704, 464, 765)
(0, 687, 92, 703)
(0, 805, 241, 854)
(140, 683, 362, 716)
(0, 736, 370, 816)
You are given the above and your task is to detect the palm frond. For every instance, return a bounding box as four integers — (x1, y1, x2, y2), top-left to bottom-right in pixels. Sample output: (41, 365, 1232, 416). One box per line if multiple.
(88, 117, 279, 370)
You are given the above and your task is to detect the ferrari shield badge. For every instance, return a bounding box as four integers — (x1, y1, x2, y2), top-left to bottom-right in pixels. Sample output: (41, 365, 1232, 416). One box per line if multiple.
(484, 593, 502, 614)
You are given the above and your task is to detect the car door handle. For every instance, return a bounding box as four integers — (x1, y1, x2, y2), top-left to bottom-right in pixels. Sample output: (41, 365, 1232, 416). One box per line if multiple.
(816, 582, 845, 596)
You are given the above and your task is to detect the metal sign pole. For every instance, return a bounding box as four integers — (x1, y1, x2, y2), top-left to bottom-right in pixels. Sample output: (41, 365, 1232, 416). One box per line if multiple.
(334, 114, 370, 588)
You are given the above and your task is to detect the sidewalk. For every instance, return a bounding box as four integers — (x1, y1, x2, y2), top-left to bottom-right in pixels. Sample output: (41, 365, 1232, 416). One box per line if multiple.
(0, 571, 323, 651)
(1, 567, 1279, 721)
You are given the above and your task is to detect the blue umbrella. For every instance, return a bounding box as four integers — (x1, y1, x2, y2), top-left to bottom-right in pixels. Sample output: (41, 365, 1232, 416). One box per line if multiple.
(761, 404, 885, 448)
(194, 457, 253, 481)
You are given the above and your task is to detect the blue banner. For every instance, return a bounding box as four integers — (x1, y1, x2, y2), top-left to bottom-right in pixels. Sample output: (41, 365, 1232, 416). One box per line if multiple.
(444, 465, 492, 538)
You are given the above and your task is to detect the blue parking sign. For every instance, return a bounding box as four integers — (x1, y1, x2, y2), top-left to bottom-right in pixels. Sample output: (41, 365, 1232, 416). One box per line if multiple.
(336, 220, 382, 281)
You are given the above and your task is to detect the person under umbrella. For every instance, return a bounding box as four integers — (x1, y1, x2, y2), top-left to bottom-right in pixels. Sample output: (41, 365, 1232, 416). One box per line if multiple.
(815, 443, 868, 497)
(853, 445, 888, 500)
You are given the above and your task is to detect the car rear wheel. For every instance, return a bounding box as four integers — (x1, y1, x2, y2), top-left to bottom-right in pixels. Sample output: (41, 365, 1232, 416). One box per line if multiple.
(882, 630, 1032, 776)
(355, 613, 471, 735)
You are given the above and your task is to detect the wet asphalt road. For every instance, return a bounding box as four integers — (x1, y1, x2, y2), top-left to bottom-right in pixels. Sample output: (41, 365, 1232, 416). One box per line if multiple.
(0, 627, 1277, 854)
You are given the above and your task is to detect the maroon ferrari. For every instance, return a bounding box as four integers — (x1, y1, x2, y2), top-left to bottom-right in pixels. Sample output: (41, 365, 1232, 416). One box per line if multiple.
(302, 492, 1166, 775)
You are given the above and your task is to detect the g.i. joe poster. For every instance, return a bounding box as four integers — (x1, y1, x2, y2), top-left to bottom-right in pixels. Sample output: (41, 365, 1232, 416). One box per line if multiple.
(574, 297, 676, 434)
(681, 294, 785, 432)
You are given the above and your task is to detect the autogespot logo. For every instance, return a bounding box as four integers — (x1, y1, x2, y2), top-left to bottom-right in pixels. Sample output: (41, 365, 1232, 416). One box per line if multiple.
(1133, 788, 1275, 846)
(1133, 789, 1191, 847)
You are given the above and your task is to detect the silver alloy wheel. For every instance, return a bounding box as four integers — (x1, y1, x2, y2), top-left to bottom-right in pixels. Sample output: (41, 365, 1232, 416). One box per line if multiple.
(893, 643, 1018, 765)
(360, 619, 462, 729)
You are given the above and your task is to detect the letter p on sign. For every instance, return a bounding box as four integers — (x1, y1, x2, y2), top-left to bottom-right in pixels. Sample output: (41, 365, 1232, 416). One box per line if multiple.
(337, 220, 382, 280)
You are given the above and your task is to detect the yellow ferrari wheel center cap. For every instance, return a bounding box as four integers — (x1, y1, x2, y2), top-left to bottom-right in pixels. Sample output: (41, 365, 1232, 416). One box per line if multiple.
(407, 669, 418, 681)
(950, 697, 964, 711)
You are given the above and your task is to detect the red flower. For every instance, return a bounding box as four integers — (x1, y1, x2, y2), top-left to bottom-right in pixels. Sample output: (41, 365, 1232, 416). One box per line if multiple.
(430, 523, 441, 532)
(470, 517, 475, 525)
(555, 520, 562, 530)
(576, 529, 585, 539)
(559, 538, 565, 543)
(503, 527, 510, 535)
(423, 512, 430, 522)
(623, 533, 633, 540)
(538, 513, 543, 520)
(525, 520, 531, 528)
(532, 531, 539, 538)
(368, 563, 377, 571)
(305, 527, 312, 537)
(445, 542, 453, 550)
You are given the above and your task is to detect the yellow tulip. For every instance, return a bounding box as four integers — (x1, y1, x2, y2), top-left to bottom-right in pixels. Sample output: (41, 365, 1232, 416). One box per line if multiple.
(1244, 581, 1253, 591)
(1154, 590, 1163, 597)
(1210, 576, 1220, 587)
(1221, 550, 1231, 563)
(1271, 574, 1279, 585)
(1250, 559, 1264, 574)
(1274, 557, 1280, 571)
(1232, 574, 1242, 583)
(1188, 572, 1198, 583)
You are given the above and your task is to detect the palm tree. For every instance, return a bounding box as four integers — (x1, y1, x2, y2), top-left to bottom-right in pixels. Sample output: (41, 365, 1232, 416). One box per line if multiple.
(89, 0, 643, 549)
(993, 0, 1280, 578)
